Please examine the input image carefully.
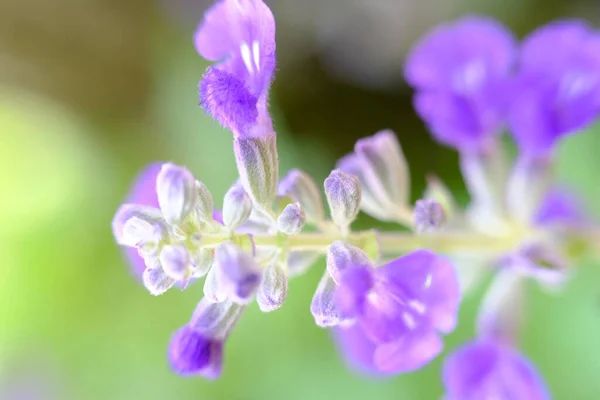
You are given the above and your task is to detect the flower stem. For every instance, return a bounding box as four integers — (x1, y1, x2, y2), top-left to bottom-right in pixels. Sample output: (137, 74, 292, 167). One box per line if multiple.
(251, 229, 522, 256)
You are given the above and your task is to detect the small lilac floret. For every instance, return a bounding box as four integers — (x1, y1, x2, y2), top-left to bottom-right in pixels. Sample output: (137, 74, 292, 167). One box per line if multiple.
(509, 20, 600, 157)
(195, 0, 276, 137)
(334, 249, 461, 373)
(443, 339, 550, 400)
(112, 163, 163, 278)
(215, 243, 262, 303)
(534, 187, 588, 228)
(169, 325, 223, 379)
(405, 17, 516, 152)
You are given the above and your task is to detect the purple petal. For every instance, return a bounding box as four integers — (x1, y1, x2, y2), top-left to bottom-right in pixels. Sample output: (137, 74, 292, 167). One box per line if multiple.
(534, 187, 587, 227)
(334, 266, 374, 318)
(195, 0, 276, 95)
(373, 327, 443, 374)
(405, 17, 516, 91)
(423, 256, 461, 334)
(413, 87, 508, 152)
(199, 67, 258, 134)
(443, 339, 550, 400)
(510, 21, 600, 157)
(332, 324, 382, 376)
(168, 325, 223, 379)
(119, 163, 162, 278)
(405, 17, 516, 152)
(195, 0, 276, 134)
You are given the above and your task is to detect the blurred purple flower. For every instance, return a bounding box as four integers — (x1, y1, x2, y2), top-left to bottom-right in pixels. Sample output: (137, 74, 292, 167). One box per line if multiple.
(169, 299, 245, 379)
(405, 17, 516, 153)
(116, 163, 162, 278)
(196, 0, 276, 137)
(169, 325, 224, 379)
(334, 250, 460, 374)
(510, 21, 600, 157)
(443, 339, 550, 400)
(534, 187, 587, 227)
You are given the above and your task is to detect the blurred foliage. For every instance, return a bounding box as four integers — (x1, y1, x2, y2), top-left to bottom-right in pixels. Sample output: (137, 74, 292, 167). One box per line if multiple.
(1, 4, 600, 400)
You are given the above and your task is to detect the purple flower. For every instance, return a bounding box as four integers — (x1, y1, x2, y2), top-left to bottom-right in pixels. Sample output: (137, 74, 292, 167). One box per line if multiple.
(405, 17, 516, 153)
(195, 0, 276, 137)
(169, 325, 224, 379)
(534, 187, 587, 228)
(112, 163, 163, 278)
(510, 21, 600, 157)
(443, 339, 551, 400)
(169, 299, 245, 379)
(334, 249, 461, 374)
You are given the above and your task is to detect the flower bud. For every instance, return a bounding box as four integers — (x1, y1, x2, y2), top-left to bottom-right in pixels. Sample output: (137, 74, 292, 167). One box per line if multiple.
(326, 241, 373, 283)
(192, 247, 214, 278)
(203, 264, 228, 303)
(156, 163, 198, 225)
(257, 262, 288, 312)
(277, 202, 305, 235)
(222, 183, 253, 229)
(414, 198, 446, 233)
(337, 130, 410, 222)
(354, 130, 410, 206)
(215, 243, 262, 304)
(324, 169, 362, 231)
(311, 271, 344, 327)
(233, 134, 279, 209)
(143, 267, 175, 296)
(112, 204, 163, 246)
(195, 180, 214, 222)
(160, 245, 192, 281)
(424, 175, 457, 220)
(278, 169, 325, 222)
(168, 325, 223, 379)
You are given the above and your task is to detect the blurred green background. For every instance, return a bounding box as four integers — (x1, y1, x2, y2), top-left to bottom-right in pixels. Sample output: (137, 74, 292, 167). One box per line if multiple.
(1, 0, 600, 399)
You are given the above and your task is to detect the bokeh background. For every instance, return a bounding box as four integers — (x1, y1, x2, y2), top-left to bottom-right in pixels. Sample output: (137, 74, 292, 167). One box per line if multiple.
(1, 0, 600, 399)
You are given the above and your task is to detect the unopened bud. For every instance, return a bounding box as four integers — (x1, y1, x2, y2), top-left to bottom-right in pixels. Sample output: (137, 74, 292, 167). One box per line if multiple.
(160, 245, 192, 281)
(233, 134, 279, 209)
(143, 267, 175, 296)
(195, 180, 214, 222)
(310, 271, 344, 327)
(337, 130, 410, 222)
(277, 202, 305, 235)
(215, 243, 262, 304)
(424, 175, 456, 219)
(324, 169, 361, 231)
(257, 263, 288, 312)
(326, 241, 373, 283)
(278, 169, 325, 222)
(203, 264, 228, 303)
(112, 204, 164, 246)
(192, 247, 214, 278)
(414, 198, 446, 233)
(222, 183, 253, 229)
(156, 163, 197, 225)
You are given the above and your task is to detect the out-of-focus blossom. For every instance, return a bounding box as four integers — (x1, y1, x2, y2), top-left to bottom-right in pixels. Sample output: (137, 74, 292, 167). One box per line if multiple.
(113, 163, 162, 278)
(195, 0, 276, 138)
(169, 299, 244, 379)
(534, 187, 588, 228)
(405, 17, 516, 153)
(510, 21, 600, 157)
(443, 339, 550, 400)
(338, 130, 411, 223)
(332, 246, 461, 374)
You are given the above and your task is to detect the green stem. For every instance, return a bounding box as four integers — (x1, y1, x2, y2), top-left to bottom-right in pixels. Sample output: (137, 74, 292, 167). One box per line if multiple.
(251, 230, 522, 256)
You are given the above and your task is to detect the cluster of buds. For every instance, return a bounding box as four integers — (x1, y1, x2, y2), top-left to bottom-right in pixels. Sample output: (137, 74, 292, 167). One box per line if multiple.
(112, 1, 600, 397)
